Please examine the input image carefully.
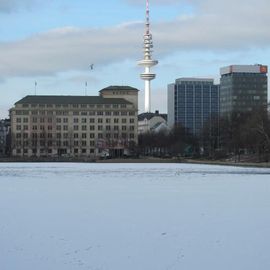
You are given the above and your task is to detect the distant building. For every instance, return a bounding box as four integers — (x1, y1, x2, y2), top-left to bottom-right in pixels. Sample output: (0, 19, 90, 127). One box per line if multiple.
(0, 119, 10, 156)
(10, 86, 139, 158)
(220, 64, 268, 116)
(138, 111, 168, 134)
(168, 78, 220, 135)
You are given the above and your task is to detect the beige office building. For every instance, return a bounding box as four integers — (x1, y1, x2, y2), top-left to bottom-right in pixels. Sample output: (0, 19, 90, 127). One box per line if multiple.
(10, 86, 139, 158)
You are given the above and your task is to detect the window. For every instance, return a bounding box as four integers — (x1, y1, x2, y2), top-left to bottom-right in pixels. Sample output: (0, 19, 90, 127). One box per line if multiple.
(82, 133, 87, 139)
(130, 119, 135, 124)
(82, 125, 87, 131)
(98, 125, 103, 131)
(89, 118, 95, 123)
(98, 118, 103, 123)
(74, 125, 79, 131)
(63, 141, 69, 147)
(82, 141, 87, 146)
(90, 141, 95, 147)
(90, 125, 95, 131)
(114, 119, 119, 123)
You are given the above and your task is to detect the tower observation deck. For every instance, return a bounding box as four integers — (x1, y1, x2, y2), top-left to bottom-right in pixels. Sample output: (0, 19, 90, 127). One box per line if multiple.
(138, 0, 158, 113)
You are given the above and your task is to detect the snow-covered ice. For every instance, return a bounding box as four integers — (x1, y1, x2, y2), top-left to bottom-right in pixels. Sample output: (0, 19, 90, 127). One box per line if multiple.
(0, 163, 270, 270)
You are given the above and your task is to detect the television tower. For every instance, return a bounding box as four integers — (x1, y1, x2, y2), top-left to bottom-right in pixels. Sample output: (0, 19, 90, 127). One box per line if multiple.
(138, 0, 158, 113)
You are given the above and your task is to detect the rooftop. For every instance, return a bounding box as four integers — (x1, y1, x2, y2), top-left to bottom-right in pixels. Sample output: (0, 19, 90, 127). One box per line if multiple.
(138, 112, 167, 121)
(220, 64, 268, 75)
(100, 86, 139, 92)
(15, 95, 132, 105)
(175, 78, 214, 83)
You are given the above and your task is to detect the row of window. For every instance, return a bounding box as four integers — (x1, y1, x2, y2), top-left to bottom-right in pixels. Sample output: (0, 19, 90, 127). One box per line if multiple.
(22, 104, 128, 109)
(15, 133, 135, 146)
(16, 122, 136, 131)
(15, 110, 136, 116)
(16, 128, 135, 139)
(16, 117, 136, 124)
(16, 148, 96, 155)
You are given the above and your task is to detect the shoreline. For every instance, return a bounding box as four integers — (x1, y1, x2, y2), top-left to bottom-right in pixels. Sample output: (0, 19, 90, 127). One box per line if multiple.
(0, 157, 270, 168)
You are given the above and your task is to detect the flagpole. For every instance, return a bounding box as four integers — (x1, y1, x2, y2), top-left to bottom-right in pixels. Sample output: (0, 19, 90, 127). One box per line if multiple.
(85, 81, 88, 96)
(35, 81, 37, 95)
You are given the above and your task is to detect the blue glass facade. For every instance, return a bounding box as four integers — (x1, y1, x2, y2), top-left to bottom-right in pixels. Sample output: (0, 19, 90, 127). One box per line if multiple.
(168, 79, 220, 135)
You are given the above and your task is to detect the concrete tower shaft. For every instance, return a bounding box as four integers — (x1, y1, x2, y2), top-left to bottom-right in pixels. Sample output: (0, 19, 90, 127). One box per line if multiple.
(138, 0, 158, 113)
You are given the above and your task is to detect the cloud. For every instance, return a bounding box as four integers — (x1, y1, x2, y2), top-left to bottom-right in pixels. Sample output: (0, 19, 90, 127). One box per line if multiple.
(0, 0, 270, 79)
(0, 0, 40, 12)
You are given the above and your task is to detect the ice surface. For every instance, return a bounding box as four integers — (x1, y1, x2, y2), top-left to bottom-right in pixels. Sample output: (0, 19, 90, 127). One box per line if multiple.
(0, 163, 270, 270)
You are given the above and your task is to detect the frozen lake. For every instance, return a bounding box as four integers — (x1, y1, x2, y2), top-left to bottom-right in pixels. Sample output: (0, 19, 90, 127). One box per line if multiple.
(0, 163, 270, 270)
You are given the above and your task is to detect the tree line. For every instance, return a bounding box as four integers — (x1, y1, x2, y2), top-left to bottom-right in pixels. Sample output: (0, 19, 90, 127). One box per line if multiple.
(138, 107, 270, 162)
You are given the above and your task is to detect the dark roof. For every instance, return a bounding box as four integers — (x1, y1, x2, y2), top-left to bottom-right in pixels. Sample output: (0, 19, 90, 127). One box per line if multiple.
(15, 95, 132, 105)
(100, 86, 139, 92)
(138, 112, 167, 121)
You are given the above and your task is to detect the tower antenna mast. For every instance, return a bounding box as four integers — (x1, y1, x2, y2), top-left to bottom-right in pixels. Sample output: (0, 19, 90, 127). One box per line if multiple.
(138, 0, 158, 113)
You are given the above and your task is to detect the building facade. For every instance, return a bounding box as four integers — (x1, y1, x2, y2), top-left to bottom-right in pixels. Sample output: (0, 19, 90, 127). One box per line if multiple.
(138, 111, 168, 134)
(220, 64, 268, 116)
(168, 78, 220, 135)
(10, 86, 139, 158)
(0, 119, 10, 156)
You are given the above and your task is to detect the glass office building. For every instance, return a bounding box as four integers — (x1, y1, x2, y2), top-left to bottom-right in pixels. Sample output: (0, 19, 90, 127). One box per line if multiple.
(168, 78, 220, 135)
(220, 65, 268, 116)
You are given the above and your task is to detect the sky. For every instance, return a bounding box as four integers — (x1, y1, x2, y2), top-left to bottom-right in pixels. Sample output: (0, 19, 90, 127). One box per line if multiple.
(0, 0, 270, 118)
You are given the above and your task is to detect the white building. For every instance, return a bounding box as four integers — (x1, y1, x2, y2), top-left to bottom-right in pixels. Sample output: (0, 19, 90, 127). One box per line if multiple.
(138, 111, 168, 134)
